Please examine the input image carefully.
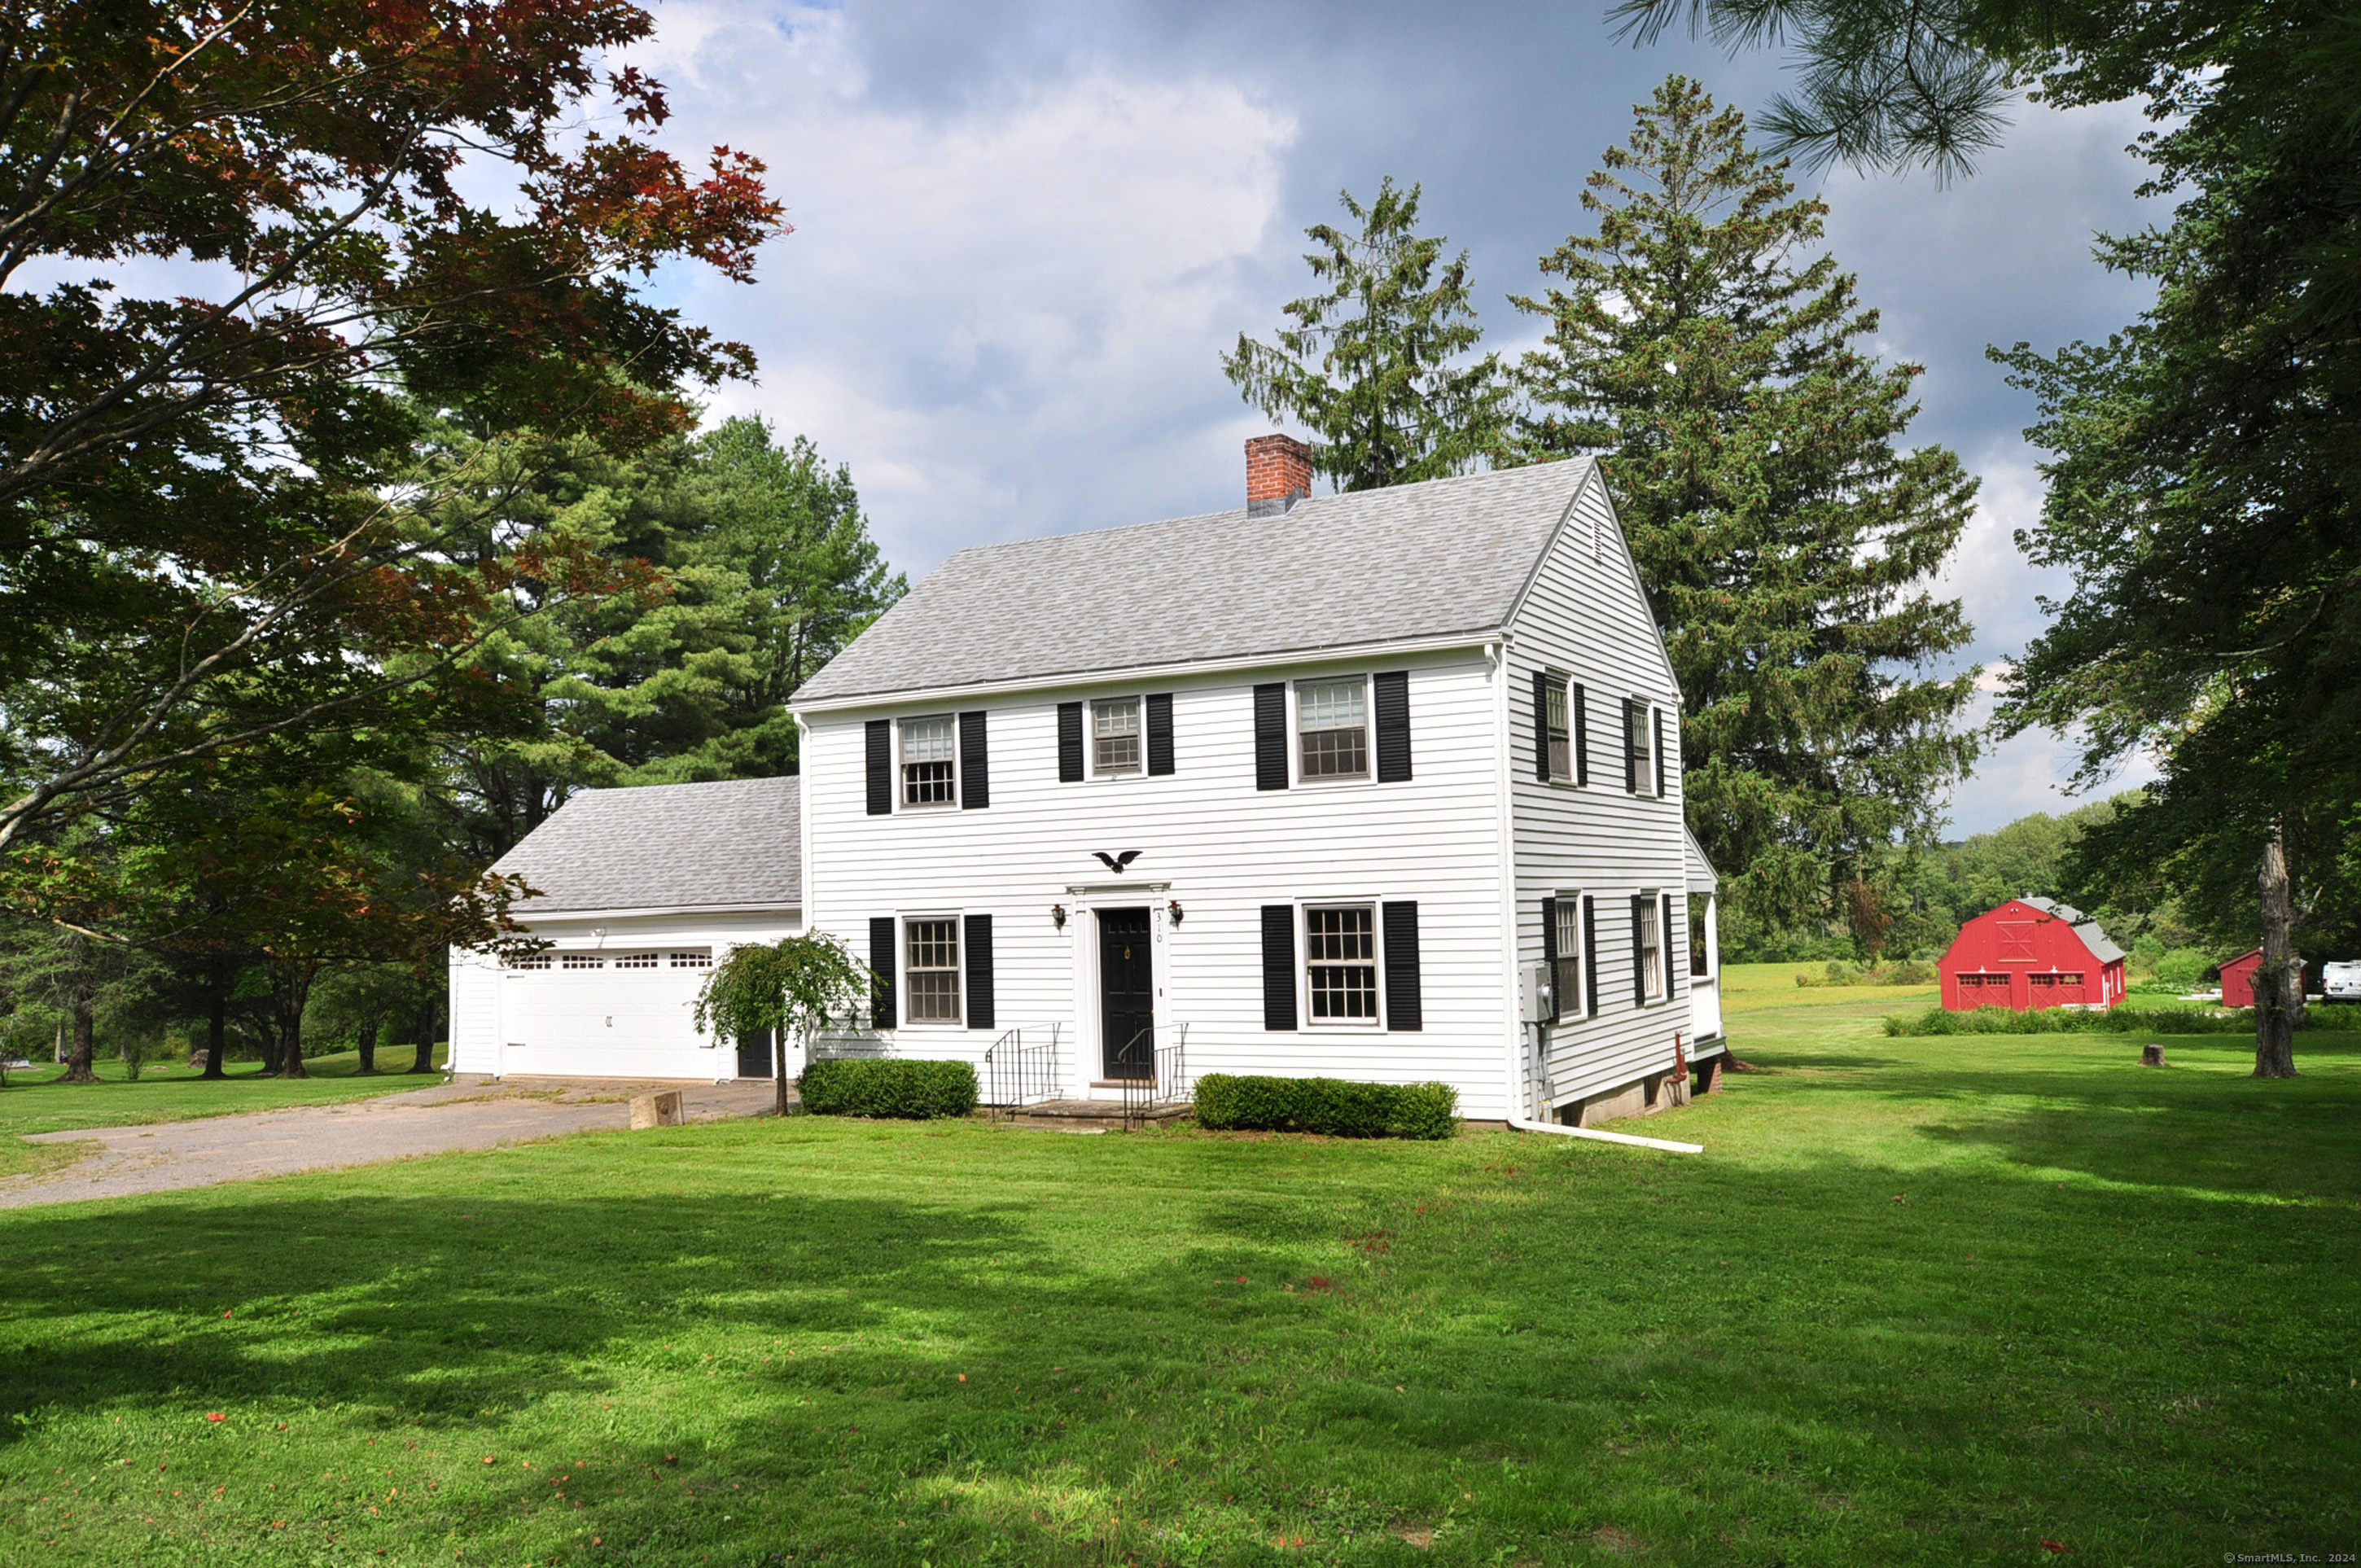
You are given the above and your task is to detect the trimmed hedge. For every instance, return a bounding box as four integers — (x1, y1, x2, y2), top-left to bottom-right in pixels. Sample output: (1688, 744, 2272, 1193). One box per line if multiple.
(1192, 1074, 1457, 1140)
(797, 1057, 978, 1119)
(1882, 1002, 2361, 1037)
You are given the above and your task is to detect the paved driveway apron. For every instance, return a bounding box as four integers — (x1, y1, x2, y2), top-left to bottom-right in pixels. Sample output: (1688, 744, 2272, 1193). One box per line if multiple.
(0, 1076, 778, 1210)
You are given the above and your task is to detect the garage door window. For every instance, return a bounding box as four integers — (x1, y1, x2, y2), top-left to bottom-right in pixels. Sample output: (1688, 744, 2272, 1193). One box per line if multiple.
(561, 953, 604, 970)
(615, 953, 659, 969)
(669, 950, 712, 968)
(506, 953, 550, 970)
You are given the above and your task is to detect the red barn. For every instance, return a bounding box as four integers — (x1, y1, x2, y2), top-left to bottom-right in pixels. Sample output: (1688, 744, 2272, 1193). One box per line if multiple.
(2218, 948, 2263, 1008)
(1939, 896, 2127, 1012)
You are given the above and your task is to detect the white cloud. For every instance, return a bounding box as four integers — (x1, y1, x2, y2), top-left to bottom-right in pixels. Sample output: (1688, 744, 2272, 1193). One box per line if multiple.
(629, 2, 1299, 569)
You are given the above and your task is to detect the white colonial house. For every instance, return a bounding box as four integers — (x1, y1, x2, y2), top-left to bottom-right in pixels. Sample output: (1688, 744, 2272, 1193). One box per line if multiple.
(450, 438, 1724, 1128)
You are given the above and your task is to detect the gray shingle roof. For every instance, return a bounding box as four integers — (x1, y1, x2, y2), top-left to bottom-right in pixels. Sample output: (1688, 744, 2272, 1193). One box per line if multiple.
(795, 459, 1598, 703)
(2022, 896, 2126, 964)
(491, 777, 799, 914)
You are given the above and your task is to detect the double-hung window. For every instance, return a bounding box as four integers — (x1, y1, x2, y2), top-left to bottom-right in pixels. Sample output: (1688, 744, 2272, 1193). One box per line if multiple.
(1544, 679, 1572, 782)
(900, 716, 956, 807)
(1304, 904, 1378, 1022)
(1093, 697, 1142, 776)
(1553, 899, 1583, 1022)
(905, 918, 961, 1023)
(1638, 896, 1666, 1001)
(1298, 679, 1369, 780)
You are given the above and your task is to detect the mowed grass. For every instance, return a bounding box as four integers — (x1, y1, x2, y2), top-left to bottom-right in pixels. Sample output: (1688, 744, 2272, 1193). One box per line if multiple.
(0, 1051, 449, 1179)
(0, 977, 2355, 1566)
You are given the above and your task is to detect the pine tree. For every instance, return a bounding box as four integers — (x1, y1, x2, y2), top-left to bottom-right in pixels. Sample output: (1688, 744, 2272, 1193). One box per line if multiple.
(1513, 77, 1980, 952)
(1224, 177, 1509, 491)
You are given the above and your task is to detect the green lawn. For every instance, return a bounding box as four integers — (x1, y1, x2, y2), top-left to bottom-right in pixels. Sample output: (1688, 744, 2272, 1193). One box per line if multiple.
(0, 975, 2354, 1566)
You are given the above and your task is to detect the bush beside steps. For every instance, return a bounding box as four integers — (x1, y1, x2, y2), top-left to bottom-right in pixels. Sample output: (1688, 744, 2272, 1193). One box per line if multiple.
(1193, 1074, 1457, 1140)
(798, 1058, 978, 1119)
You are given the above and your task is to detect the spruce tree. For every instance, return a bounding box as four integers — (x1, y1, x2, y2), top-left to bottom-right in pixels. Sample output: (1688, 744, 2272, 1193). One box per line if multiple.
(1513, 77, 1980, 952)
(1224, 177, 1509, 491)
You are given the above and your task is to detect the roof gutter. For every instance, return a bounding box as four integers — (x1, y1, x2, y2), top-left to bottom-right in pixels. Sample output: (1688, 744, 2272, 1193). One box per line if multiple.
(791, 629, 1503, 716)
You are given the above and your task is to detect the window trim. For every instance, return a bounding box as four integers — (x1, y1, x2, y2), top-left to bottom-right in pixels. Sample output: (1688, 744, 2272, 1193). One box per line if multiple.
(1627, 699, 1657, 796)
(1551, 891, 1583, 1023)
(1294, 675, 1373, 785)
(1089, 694, 1146, 779)
(1637, 890, 1667, 1004)
(897, 713, 959, 810)
(1299, 900, 1385, 1029)
(1543, 673, 1574, 785)
(900, 913, 965, 1027)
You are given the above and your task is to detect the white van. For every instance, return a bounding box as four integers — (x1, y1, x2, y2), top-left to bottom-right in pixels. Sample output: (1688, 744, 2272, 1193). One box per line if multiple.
(2325, 961, 2361, 1002)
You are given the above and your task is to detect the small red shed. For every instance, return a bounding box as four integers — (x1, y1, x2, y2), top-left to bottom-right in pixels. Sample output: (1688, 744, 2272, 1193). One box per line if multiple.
(2218, 948, 2264, 1008)
(1939, 896, 2127, 1012)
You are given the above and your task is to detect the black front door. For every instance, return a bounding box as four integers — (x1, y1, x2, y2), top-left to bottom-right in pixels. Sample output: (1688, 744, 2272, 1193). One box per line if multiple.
(736, 1029, 773, 1080)
(1097, 907, 1154, 1080)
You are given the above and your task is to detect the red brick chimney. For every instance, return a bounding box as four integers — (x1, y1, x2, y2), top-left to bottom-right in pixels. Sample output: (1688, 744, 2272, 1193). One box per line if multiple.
(1246, 434, 1312, 518)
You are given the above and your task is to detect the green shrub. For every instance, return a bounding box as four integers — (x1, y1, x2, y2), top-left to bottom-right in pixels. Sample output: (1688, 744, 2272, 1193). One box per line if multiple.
(1881, 1002, 2361, 1036)
(797, 1057, 977, 1119)
(2153, 948, 2217, 988)
(1795, 957, 1938, 988)
(1192, 1074, 1457, 1140)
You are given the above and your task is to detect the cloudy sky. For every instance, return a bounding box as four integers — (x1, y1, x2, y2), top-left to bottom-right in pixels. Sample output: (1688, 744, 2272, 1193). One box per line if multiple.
(626, 0, 2162, 836)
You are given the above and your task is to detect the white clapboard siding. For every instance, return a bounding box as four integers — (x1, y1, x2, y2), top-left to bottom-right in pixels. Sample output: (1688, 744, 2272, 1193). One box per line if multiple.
(1506, 466, 1697, 1108)
(802, 648, 1521, 1119)
(448, 909, 800, 1080)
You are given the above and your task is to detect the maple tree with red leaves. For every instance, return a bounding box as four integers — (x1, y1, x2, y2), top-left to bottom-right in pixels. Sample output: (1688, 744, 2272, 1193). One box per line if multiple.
(0, 0, 786, 856)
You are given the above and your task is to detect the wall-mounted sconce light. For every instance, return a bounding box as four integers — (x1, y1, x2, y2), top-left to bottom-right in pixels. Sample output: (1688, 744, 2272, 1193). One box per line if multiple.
(1166, 900, 1184, 927)
(1051, 903, 1068, 931)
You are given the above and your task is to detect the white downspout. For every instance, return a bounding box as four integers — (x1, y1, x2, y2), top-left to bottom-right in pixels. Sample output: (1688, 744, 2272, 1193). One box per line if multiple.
(1487, 639, 1703, 1155)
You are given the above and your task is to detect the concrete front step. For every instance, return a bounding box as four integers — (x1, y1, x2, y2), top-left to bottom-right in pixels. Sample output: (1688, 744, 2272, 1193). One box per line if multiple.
(992, 1097, 1192, 1131)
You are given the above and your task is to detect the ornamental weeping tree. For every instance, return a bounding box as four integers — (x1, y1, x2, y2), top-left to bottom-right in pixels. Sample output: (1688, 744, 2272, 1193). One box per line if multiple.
(693, 935, 871, 1117)
(1223, 177, 1510, 492)
(1510, 77, 1979, 954)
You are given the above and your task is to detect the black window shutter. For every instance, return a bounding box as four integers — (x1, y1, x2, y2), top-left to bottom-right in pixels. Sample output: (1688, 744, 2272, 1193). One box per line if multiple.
(1374, 671, 1412, 782)
(1057, 701, 1084, 782)
(1654, 707, 1667, 799)
(1382, 900, 1421, 1031)
(1662, 894, 1677, 991)
(1574, 683, 1588, 786)
(959, 710, 989, 809)
(1583, 896, 1599, 1018)
(1631, 895, 1647, 1006)
(1531, 668, 1552, 782)
(1623, 699, 1640, 792)
(865, 720, 892, 816)
(964, 913, 995, 1030)
(1253, 684, 1289, 791)
(1260, 904, 1298, 1030)
(1145, 693, 1175, 775)
(867, 916, 896, 1030)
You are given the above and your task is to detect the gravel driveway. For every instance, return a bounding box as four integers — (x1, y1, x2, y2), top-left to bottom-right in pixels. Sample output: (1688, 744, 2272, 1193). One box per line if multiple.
(0, 1075, 780, 1210)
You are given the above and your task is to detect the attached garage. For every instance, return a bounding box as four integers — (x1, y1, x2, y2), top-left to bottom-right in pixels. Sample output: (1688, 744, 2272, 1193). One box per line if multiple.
(447, 777, 802, 1080)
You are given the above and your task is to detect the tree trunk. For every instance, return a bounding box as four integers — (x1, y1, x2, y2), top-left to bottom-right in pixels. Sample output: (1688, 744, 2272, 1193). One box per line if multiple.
(62, 996, 99, 1083)
(774, 1026, 791, 1118)
(356, 1013, 379, 1075)
(271, 964, 315, 1079)
(203, 964, 229, 1080)
(409, 993, 441, 1074)
(2254, 825, 2300, 1079)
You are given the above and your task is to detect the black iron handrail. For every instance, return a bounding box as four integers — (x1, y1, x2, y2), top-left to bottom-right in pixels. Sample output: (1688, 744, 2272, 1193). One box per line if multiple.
(1118, 1023, 1189, 1130)
(983, 1023, 1061, 1120)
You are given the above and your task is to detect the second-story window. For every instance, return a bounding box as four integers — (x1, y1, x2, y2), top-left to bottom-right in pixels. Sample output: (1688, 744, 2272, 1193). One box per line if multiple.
(901, 715, 956, 807)
(1093, 697, 1142, 775)
(1545, 679, 1571, 782)
(1298, 679, 1369, 780)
